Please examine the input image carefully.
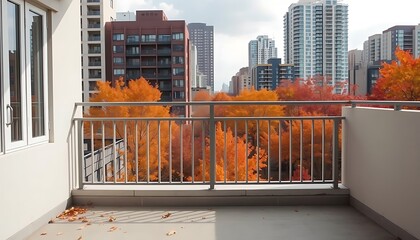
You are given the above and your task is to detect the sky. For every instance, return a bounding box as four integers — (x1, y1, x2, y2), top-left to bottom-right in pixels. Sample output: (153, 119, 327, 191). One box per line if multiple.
(115, 0, 420, 91)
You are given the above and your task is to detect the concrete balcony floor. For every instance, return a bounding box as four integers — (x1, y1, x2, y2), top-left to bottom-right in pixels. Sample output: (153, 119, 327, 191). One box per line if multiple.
(28, 205, 394, 240)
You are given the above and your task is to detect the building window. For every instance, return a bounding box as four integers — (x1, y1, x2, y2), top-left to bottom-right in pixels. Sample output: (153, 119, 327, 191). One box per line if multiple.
(127, 35, 139, 43)
(113, 57, 124, 64)
(173, 68, 185, 76)
(173, 79, 184, 87)
(113, 69, 125, 76)
(158, 34, 171, 42)
(113, 33, 124, 41)
(113, 45, 124, 53)
(174, 91, 185, 99)
(173, 44, 184, 52)
(172, 56, 184, 64)
(172, 33, 184, 41)
(141, 34, 156, 42)
(1, 0, 49, 152)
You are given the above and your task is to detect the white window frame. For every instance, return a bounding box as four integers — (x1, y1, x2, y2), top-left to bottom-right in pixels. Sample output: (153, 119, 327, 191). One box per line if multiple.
(1, 0, 49, 153)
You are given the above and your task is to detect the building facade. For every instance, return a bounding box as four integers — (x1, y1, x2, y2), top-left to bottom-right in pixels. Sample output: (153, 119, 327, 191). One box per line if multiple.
(252, 58, 295, 90)
(382, 25, 416, 61)
(187, 23, 214, 92)
(248, 35, 277, 72)
(105, 10, 190, 115)
(80, 0, 115, 102)
(284, 0, 349, 94)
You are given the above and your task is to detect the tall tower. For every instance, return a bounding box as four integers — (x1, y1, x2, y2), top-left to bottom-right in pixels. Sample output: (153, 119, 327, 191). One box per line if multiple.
(187, 23, 214, 92)
(248, 35, 277, 71)
(80, 0, 115, 102)
(284, 0, 348, 94)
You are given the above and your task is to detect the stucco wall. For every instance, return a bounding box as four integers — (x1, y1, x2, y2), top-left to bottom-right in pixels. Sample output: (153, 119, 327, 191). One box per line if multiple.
(343, 107, 420, 239)
(0, 0, 81, 239)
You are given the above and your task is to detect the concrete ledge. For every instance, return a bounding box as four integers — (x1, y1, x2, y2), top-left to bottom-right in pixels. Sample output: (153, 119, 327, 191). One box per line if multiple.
(350, 197, 419, 240)
(72, 184, 349, 207)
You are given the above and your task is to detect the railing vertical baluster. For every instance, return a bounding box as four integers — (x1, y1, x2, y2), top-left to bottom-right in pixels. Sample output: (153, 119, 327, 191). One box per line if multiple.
(245, 121, 249, 183)
(268, 120, 271, 183)
(333, 119, 340, 189)
(224, 121, 227, 183)
(209, 104, 216, 189)
(135, 121, 138, 183)
(289, 120, 292, 182)
(124, 120, 128, 183)
(169, 121, 172, 183)
(202, 122, 205, 183)
(113, 121, 117, 183)
(90, 121, 94, 183)
(234, 121, 238, 183)
(300, 120, 303, 182)
(146, 121, 150, 183)
(191, 120, 195, 183)
(158, 120, 161, 183)
(279, 120, 282, 183)
(256, 120, 260, 183)
(101, 121, 105, 183)
(311, 119, 314, 182)
(77, 120, 84, 189)
(180, 123, 183, 183)
(322, 119, 325, 182)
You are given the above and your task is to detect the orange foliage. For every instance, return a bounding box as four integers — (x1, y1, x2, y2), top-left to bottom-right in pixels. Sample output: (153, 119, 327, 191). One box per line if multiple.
(371, 47, 420, 101)
(87, 78, 171, 182)
(193, 122, 267, 182)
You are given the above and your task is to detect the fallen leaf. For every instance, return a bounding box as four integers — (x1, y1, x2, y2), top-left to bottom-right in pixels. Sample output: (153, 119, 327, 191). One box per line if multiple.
(77, 226, 85, 230)
(40, 232, 47, 236)
(77, 236, 83, 240)
(100, 214, 105, 217)
(48, 219, 55, 224)
(166, 230, 176, 236)
(68, 217, 77, 222)
(57, 232, 63, 236)
(162, 213, 172, 219)
(82, 219, 89, 223)
(108, 226, 118, 232)
(108, 216, 116, 222)
(86, 222, 92, 226)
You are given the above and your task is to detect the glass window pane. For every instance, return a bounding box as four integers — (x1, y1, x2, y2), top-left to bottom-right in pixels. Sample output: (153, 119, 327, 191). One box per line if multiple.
(8, 1, 23, 142)
(29, 10, 45, 137)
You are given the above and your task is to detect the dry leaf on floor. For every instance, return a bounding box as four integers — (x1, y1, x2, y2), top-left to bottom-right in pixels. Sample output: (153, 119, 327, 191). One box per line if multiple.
(166, 230, 176, 236)
(57, 232, 63, 236)
(77, 236, 83, 240)
(162, 213, 172, 219)
(48, 219, 54, 224)
(100, 214, 105, 217)
(40, 232, 47, 236)
(108, 226, 118, 232)
(108, 216, 116, 222)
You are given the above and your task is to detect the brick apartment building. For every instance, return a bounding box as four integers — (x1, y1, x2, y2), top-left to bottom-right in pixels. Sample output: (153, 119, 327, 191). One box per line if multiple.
(105, 10, 190, 116)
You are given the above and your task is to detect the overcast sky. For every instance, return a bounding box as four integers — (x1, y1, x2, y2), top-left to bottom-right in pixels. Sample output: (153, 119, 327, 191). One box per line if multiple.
(115, 0, 420, 91)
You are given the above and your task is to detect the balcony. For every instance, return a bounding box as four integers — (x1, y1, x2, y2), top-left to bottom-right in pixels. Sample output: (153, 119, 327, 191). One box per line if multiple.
(18, 101, 420, 239)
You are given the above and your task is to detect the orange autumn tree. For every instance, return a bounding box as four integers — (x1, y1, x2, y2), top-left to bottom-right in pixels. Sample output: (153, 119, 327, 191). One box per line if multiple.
(193, 122, 267, 182)
(370, 47, 420, 101)
(87, 78, 171, 182)
(276, 78, 364, 116)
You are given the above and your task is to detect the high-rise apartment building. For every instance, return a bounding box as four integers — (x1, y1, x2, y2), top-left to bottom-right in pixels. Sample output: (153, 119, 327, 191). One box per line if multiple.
(105, 10, 190, 116)
(80, 0, 115, 102)
(368, 34, 382, 63)
(252, 58, 295, 90)
(248, 35, 277, 71)
(284, 0, 348, 94)
(414, 25, 420, 58)
(229, 67, 250, 96)
(187, 23, 214, 92)
(381, 26, 416, 61)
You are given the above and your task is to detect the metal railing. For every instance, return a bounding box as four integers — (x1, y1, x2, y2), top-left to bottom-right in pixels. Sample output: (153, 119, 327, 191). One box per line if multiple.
(71, 101, 420, 189)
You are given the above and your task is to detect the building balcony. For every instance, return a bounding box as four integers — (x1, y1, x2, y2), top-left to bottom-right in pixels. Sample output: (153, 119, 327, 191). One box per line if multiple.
(88, 23, 100, 29)
(87, 10, 100, 16)
(12, 101, 420, 240)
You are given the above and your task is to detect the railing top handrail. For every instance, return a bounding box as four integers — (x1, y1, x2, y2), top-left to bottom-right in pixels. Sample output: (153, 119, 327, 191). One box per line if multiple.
(75, 116, 345, 121)
(75, 100, 420, 108)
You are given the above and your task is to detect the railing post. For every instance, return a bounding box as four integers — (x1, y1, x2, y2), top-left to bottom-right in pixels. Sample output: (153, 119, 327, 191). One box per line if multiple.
(77, 120, 84, 189)
(332, 119, 340, 189)
(209, 104, 216, 190)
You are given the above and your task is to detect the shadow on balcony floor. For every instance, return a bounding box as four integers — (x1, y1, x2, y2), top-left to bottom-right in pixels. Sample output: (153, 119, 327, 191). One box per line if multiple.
(28, 206, 395, 240)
